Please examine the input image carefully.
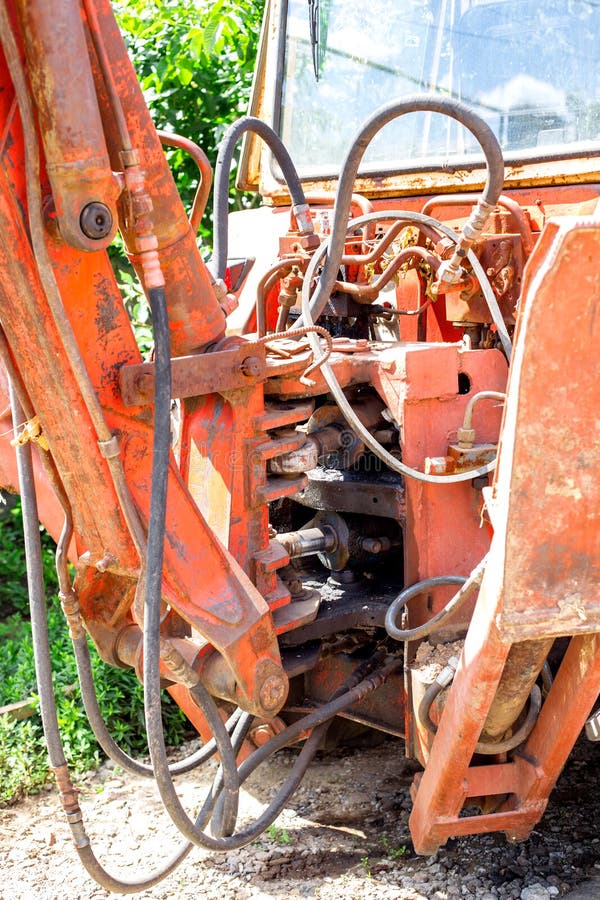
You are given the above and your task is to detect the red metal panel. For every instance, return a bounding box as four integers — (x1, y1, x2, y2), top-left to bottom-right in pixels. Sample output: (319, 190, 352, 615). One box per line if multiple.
(492, 221, 600, 638)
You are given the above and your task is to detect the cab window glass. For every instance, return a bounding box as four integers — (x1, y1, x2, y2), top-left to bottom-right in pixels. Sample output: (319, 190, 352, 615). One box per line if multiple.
(277, 0, 600, 176)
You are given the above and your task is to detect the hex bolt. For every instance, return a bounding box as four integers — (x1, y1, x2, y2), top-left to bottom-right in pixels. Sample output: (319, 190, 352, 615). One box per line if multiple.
(79, 202, 113, 240)
(258, 673, 287, 713)
(240, 355, 263, 377)
(249, 723, 277, 747)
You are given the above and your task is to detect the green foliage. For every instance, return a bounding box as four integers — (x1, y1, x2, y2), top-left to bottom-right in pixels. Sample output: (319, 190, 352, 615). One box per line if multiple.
(381, 835, 408, 859)
(0, 717, 49, 805)
(266, 824, 292, 845)
(0, 494, 57, 618)
(114, 0, 265, 247)
(0, 502, 187, 805)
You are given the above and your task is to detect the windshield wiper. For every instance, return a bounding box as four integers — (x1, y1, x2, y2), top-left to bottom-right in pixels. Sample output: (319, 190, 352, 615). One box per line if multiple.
(308, 0, 320, 81)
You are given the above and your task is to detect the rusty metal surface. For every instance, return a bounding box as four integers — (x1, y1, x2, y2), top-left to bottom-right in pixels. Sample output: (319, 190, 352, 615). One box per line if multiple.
(120, 342, 267, 404)
(278, 593, 390, 646)
(303, 652, 405, 738)
(13, 0, 119, 251)
(480, 639, 554, 742)
(90, 0, 226, 355)
(491, 220, 600, 638)
(294, 465, 406, 521)
(4, 0, 600, 860)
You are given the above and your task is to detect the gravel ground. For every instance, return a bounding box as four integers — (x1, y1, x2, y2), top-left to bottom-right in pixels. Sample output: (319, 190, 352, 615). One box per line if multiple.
(1, 736, 599, 900)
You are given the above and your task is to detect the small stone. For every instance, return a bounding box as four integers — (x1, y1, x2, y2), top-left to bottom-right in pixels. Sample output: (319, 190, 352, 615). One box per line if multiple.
(521, 885, 551, 900)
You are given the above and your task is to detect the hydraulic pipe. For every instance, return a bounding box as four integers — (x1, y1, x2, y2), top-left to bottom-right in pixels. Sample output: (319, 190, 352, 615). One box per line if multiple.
(212, 117, 315, 281)
(157, 130, 213, 233)
(480, 639, 553, 742)
(302, 95, 504, 326)
(86, 0, 226, 354)
(421, 194, 536, 257)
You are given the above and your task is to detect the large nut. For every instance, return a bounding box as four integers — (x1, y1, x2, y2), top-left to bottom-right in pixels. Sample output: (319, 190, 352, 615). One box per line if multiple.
(258, 673, 288, 714)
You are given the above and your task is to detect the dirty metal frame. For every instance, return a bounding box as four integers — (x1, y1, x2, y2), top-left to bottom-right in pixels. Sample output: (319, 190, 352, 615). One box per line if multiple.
(0, 0, 291, 721)
(0, 0, 598, 870)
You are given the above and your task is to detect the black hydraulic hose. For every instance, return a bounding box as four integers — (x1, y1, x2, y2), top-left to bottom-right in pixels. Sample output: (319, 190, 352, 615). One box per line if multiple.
(149, 651, 402, 850)
(141, 276, 338, 852)
(9, 387, 66, 775)
(385, 575, 467, 641)
(210, 710, 254, 838)
(232, 654, 397, 782)
(71, 631, 244, 777)
(303, 95, 504, 324)
(142, 265, 403, 852)
(385, 556, 488, 642)
(208, 652, 399, 847)
(143, 281, 244, 850)
(47, 428, 236, 781)
(475, 685, 542, 755)
(212, 116, 312, 280)
(9, 384, 197, 893)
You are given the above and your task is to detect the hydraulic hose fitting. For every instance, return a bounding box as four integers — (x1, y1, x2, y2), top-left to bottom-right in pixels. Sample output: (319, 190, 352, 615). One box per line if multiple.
(59, 589, 86, 641)
(434, 198, 496, 293)
(292, 202, 314, 236)
(436, 656, 460, 689)
(120, 150, 165, 291)
(52, 762, 84, 821)
(159, 638, 200, 689)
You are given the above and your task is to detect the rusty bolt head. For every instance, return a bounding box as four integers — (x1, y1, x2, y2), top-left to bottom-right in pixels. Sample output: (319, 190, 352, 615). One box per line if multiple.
(258, 673, 287, 713)
(240, 355, 263, 378)
(361, 537, 383, 554)
(80, 202, 113, 240)
(95, 552, 117, 573)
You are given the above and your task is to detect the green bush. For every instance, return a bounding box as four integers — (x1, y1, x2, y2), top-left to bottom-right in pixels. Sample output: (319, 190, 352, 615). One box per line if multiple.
(115, 0, 265, 246)
(111, 0, 265, 344)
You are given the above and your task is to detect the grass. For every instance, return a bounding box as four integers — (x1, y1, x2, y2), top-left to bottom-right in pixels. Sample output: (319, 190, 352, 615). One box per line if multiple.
(381, 835, 408, 859)
(266, 825, 292, 845)
(0, 495, 188, 805)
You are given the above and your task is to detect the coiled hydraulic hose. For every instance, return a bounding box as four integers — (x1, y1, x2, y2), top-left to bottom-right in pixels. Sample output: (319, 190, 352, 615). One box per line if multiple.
(340, 210, 512, 359)
(212, 116, 314, 280)
(13, 273, 402, 884)
(50, 488, 247, 780)
(299, 94, 504, 326)
(418, 661, 543, 756)
(71, 629, 245, 778)
(385, 555, 487, 643)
